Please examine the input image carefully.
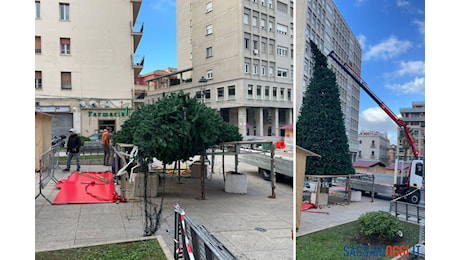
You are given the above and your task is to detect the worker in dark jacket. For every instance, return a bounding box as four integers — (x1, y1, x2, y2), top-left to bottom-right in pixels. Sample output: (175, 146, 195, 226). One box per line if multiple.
(64, 128, 81, 172)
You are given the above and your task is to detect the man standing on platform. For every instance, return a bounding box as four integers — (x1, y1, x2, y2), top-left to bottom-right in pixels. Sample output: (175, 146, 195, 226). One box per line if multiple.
(102, 127, 112, 166)
(64, 128, 81, 172)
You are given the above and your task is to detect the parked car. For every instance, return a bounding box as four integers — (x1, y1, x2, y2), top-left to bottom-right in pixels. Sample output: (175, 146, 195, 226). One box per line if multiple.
(88, 133, 102, 141)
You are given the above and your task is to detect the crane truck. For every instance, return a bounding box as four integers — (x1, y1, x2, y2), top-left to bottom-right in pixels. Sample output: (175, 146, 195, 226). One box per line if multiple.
(328, 51, 424, 204)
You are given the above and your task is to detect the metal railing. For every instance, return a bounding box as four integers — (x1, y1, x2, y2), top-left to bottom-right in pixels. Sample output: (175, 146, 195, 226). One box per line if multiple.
(35, 141, 63, 204)
(174, 204, 238, 260)
(389, 200, 425, 224)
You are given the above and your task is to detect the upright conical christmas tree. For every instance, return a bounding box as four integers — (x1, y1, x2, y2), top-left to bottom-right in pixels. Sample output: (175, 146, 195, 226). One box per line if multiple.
(296, 41, 354, 175)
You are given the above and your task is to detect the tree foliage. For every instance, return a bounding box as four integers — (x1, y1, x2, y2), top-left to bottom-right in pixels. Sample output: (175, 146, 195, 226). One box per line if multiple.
(114, 91, 242, 164)
(296, 41, 355, 175)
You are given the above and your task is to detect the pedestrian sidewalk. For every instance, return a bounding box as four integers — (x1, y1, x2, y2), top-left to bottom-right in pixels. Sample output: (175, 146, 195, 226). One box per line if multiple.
(35, 158, 294, 259)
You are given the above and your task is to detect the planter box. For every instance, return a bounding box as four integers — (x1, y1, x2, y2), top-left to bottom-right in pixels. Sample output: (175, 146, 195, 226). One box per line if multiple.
(134, 173, 159, 198)
(224, 172, 247, 194)
(311, 192, 329, 206)
(350, 190, 362, 202)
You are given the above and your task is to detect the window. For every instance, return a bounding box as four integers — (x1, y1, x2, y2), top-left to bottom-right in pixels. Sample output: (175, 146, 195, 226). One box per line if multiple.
(280, 88, 284, 100)
(287, 89, 291, 101)
(269, 66, 274, 77)
(35, 71, 42, 89)
(244, 63, 250, 73)
(36, 1, 40, 19)
(277, 68, 288, 78)
(206, 47, 212, 58)
(248, 84, 253, 99)
(256, 85, 262, 99)
(228, 85, 236, 99)
(207, 69, 213, 79)
(244, 38, 250, 49)
(276, 24, 288, 35)
(35, 36, 41, 54)
(260, 19, 266, 29)
(272, 87, 277, 100)
(276, 46, 288, 56)
(217, 87, 224, 100)
(60, 38, 71, 55)
(61, 72, 71, 89)
(206, 2, 212, 12)
(252, 16, 258, 27)
(206, 24, 213, 35)
(264, 86, 270, 100)
(268, 21, 273, 32)
(244, 14, 249, 25)
(59, 3, 70, 20)
(261, 65, 266, 76)
(277, 1, 288, 13)
(253, 64, 258, 75)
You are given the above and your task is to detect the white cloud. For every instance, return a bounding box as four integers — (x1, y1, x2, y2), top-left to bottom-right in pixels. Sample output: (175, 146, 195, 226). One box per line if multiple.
(359, 107, 398, 143)
(412, 19, 425, 35)
(385, 77, 425, 94)
(363, 35, 411, 61)
(396, 0, 424, 15)
(354, 0, 368, 7)
(356, 34, 367, 51)
(396, 61, 425, 77)
(150, 0, 175, 12)
(396, 0, 410, 8)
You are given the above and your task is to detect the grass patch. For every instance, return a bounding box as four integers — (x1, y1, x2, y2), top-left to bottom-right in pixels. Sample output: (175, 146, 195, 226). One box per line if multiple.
(35, 239, 167, 260)
(296, 220, 420, 259)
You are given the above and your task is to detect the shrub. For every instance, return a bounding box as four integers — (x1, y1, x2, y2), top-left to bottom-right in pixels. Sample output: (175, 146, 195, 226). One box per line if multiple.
(358, 211, 403, 243)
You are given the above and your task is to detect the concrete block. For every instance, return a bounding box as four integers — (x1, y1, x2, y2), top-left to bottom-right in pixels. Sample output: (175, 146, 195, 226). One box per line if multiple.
(190, 162, 210, 179)
(311, 192, 328, 206)
(134, 173, 159, 197)
(350, 190, 362, 202)
(225, 172, 247, 194)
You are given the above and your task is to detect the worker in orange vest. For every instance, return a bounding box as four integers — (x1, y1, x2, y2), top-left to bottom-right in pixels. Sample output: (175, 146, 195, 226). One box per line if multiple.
(102, 127, 112, 166)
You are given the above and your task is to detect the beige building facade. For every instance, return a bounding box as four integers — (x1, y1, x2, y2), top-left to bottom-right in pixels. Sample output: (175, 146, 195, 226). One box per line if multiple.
(296, 0, 362, 160)
(35, 0, 143, 139)
(146, 0, 294, 138)
(358, 130, 391, 164)
(397, 101, 425, 160)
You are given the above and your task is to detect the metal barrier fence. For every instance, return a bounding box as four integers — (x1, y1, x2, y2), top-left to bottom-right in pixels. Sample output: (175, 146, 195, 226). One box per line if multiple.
(389, 200, 425, 224)
(35, 141, 63, 204)
(174, 204, 238, 260)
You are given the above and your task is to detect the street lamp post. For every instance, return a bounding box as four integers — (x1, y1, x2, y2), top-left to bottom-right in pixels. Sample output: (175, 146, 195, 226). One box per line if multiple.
(198, 76, 208, 104)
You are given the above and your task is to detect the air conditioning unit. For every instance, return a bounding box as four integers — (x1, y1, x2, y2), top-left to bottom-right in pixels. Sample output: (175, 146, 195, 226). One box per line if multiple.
(253, 49, 259, 55)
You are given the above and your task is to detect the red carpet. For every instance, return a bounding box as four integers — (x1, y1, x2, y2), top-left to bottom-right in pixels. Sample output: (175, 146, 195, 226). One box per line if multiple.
(54, 171, 120, 204)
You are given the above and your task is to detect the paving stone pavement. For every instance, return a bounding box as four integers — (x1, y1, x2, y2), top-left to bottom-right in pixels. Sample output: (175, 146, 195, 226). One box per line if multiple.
(35, 156, 294, 260)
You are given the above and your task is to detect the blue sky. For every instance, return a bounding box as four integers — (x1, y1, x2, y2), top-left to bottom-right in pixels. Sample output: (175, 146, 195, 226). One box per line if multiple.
(135, 0, 425, 144)
(334, 0, 425, 144)
(136, 0, 177, 73)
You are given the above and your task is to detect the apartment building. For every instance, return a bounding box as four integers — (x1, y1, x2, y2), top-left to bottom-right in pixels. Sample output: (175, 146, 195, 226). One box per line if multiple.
(35, 0, 144, 138)
(145, 0, 294, 138)
(397, 101, 425, 160)
(358, 130, 391, 164)
(296, 0, 362, 160)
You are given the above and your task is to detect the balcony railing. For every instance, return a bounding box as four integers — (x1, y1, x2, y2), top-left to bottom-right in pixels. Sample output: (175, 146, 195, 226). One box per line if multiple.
(131, 0, 142, 24)
(132, 54, 144, 79)
(131, 21, 144, 53)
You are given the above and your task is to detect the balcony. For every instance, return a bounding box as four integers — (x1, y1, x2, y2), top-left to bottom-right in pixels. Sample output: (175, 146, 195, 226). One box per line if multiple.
(131, 21, 144, 53)
(132, 54, 144, 80)
(131, 0, 142, 24)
